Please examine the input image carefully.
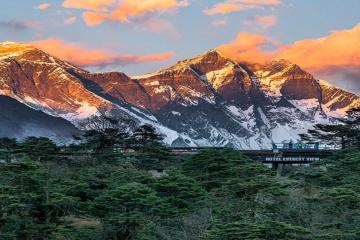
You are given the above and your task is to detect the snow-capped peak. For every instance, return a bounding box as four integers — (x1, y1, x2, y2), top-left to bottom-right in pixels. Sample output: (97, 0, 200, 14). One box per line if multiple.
(132, 49, 238, 80)
(0, 41, 35, 59)
(0, 42, 359, 149)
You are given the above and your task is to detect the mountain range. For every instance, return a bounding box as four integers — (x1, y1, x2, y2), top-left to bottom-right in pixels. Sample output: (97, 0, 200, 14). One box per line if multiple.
(0, 41, 359, 148)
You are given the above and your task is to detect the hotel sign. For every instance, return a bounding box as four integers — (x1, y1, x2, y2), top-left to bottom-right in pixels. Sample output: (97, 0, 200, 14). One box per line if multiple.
(265, 156, 321, 162)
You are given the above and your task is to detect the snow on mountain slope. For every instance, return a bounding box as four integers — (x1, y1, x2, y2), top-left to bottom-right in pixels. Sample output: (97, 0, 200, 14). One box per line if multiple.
(0, 42, 359, 148)
(126, 50, 358, 148)
(319, 80, 360, 117)
(72, 49, 358, 149)
(0, 42, 109, 120)
(0, 42, 201, 145)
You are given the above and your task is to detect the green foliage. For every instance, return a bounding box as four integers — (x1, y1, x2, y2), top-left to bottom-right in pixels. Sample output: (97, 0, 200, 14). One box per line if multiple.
(91, 183, 162, 218)
(0, 161, 76, 239)
(0, 138, 19, 162)
(0, 143, 359, 240)
(204, 222, 265, 240)
(90, 183, 165, 239)
(301, 106, 360, 148)
(151, 170, 207, 212)
(204, 221, 309, 240)
(182, 149, 262, 190)
(20, 137, 59, 161)
(132, 124, 173, 170)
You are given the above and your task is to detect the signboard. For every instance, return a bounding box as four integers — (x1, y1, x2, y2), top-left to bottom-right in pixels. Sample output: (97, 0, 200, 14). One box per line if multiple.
(265, 156, 320, 162)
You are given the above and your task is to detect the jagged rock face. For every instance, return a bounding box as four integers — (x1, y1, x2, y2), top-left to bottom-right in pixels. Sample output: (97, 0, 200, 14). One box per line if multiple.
(319, 80, 360, 115)
(130, 50, 259, 110)
(0, 42, 110, 118)
(281, 78, 322, 100)
(0, 42, 199, 144)
(0, 42, 359, 148)
(137, 68, 216, 111)
(126, 51, 359, 148)
(77, 71, 152, 110)
(254, 60, 322, 100)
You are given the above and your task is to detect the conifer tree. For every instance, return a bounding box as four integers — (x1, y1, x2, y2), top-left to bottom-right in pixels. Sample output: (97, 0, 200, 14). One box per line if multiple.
(20, 137, 59, 161)
(78, 113, 137, 153)
(0, 138, 18, 162)
(90, 183, 163, 240)
(131, 125, 171, 170)
(300, 106, 360, 149)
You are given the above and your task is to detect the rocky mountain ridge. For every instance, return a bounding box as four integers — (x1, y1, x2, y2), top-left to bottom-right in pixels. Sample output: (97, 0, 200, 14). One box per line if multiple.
(0, 42, 358, 148)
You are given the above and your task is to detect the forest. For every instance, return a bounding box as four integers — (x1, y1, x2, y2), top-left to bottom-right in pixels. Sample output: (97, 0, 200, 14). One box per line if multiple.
(0, 108, 359, 240)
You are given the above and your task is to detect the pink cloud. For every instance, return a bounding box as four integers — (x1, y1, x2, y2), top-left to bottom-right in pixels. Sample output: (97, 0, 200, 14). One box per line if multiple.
(64, 16, 77, 25)
(63, 0, 189, 26)
(218, 32, 275, 63)
(204, 0, 281, 15)
(211, 19, 228, 27)
(234, 0, 281, 6)
(219, 23, 360, 69)
(62, 0, 115, 11)
(244, 15, 277, 29)
(139, 18, 180, 38)
(30, 38, 174, 68)
(218, 23, 360, 91)
(37, 3, 51, 10)
(204, 3, 252, 15)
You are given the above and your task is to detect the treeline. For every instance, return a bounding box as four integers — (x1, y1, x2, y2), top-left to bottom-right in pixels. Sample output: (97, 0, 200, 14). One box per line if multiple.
(0, 108, 359, 239)
(0, 144, 359, 239)
(0, 113, 171, 170)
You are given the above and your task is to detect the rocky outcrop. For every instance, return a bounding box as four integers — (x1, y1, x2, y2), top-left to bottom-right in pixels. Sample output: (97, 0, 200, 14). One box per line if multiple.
(76, 71, 152, 110)
(254, 60, 322, 100)
(0, 42, 110, 119)
(319, 80, 360, 116)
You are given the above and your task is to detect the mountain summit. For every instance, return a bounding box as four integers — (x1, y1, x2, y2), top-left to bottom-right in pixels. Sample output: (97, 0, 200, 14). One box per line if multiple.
(0, 42, 359, 148)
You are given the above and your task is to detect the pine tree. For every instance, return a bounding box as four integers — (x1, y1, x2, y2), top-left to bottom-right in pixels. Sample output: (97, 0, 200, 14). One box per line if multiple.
(90, 183, 164, 240)
(77, 113, 137, 153)
(0, 161, 76, 239)
(0, 138, 18, 162)
(131, 125, 172, 170)
(20, 137, 59, 161)
(300, 106, 360, 149)
(151, 170, 206, 213)
(182, 149, 266, 190)
(342, 106, 360, 148)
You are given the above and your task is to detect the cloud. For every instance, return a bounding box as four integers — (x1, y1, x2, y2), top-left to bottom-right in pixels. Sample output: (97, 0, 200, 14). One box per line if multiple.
(62, 0, 115, 11)
(211, 19, 227, 27)
(315, 67, 360, 93)
(204, 0, 281, 15)
(64, 16, 77, 25)
(218, 22, 360, 93)
(218, 32, 275, 63)
(204, 3, 252, 15)
(30, 38, 174, 68)
(234, 0, 281, 6)
(245, 15, 277, 29)
(63, 0, 189, 26)
(276, 24, 360, 71)
(136, 18, 180, 38)
(37, 3, 51, 10)
(0, 20, 41, 32)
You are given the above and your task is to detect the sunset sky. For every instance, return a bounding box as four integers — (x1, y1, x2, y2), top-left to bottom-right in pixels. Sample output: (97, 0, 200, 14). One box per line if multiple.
(1, 0, 359, 93)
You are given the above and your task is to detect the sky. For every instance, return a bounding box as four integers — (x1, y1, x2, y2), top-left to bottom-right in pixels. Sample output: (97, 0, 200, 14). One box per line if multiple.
(0, 0, 359, 93)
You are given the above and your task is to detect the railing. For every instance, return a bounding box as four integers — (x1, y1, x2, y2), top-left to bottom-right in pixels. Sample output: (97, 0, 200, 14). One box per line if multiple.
(271, 143, 341, 151)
